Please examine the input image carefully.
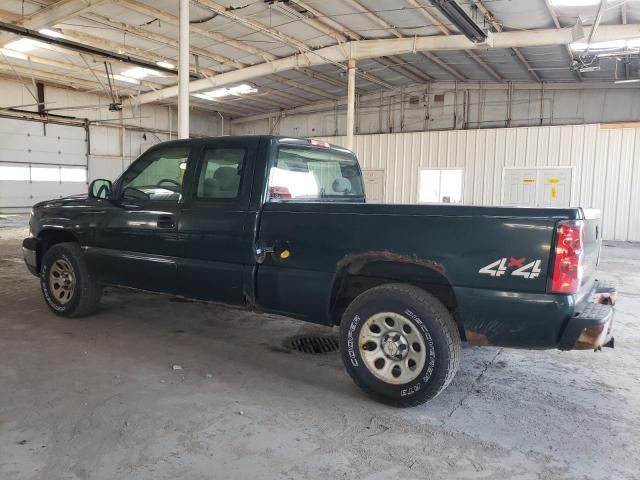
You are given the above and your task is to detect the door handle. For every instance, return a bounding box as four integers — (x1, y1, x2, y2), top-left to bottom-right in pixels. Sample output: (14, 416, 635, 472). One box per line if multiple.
(157, 215, 175, 229)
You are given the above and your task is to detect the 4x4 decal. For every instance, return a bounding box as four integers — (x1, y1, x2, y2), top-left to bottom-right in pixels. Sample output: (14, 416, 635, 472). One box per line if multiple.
(479, 257, 542, 279)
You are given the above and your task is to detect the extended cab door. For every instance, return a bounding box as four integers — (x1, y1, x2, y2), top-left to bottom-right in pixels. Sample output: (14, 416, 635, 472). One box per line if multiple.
(86, 142, 193, 293)
(176, 138, 259, 304)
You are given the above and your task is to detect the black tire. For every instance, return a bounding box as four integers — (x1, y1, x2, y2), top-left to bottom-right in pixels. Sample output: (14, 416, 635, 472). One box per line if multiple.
(40, 242, 102, 317)
(339, 283, 461, 407)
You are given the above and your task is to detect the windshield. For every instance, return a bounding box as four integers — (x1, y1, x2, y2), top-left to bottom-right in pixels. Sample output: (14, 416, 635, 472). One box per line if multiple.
(268, 145, 365, 202)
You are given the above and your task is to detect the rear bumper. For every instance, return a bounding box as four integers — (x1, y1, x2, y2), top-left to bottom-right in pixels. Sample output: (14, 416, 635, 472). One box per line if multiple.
(454, 280, 617, 350)
(557, 281, 616, 351)
(22, 237, 39, 276)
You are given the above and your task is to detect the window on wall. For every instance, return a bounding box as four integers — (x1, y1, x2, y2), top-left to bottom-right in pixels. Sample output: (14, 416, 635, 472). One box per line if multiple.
(0, 165, 30, 181)
(0, 165, 87, 182)
(418, 169, 463, 203)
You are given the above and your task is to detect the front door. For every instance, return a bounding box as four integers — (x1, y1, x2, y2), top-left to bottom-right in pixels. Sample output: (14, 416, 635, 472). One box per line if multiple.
(176, 138, 258, 304)
(86, 143, 193, 293)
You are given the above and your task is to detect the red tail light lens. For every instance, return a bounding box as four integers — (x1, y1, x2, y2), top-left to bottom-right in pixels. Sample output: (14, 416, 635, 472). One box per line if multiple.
(550, 220, 584, 294)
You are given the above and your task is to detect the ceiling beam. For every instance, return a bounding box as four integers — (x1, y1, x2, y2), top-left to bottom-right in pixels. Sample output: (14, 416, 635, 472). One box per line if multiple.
(471, 0, 541, 82)
(196, 0, 398, 89)
(80, 13, 338, 101)
(341, 0, 466, 81)
(621, 0, 630, 80)
(115, 0, 273, 62)
(0, 20, 179, 76)
(273, 0, 434, 85)
(405, 0, 504, 82)
(231, 79, 640, 124)
(130, 23, 640, 105)
(0, 0, 107, 46)
(542, 0, 582, 81)
(81, 12, 243, 70)
(0, 61, 128, 95)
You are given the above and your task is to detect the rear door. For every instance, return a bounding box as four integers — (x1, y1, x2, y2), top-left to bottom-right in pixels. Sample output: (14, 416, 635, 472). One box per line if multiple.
(176, 137, 259, 304)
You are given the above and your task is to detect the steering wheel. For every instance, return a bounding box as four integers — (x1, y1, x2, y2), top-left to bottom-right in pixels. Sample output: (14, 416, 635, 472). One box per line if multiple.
(156, 178, 182, 191)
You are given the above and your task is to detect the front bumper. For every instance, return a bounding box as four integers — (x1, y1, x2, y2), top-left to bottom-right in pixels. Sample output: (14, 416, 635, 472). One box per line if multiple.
(558, 281, 616, 351)
(22, 237, 39, 276)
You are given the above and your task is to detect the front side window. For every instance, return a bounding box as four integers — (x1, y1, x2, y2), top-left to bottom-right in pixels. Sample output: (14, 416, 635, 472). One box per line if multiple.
(196, 148, 245, 199)
(120, 146, 190, 201)
(268, 146, 364, 202)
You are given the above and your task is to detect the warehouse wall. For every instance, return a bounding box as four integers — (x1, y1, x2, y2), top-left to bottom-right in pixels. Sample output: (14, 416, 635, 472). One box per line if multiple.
(230, 83, 640, 137)
(0, 78, 225, 211)
(320, 124, 640, 242)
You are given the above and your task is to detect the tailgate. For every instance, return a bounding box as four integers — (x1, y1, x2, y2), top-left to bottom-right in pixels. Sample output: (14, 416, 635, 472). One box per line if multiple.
(579, 208, 602, 299)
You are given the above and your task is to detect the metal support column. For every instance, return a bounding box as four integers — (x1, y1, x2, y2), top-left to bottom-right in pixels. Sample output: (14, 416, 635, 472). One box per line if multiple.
(346, 59, 356, 151)
(178, 0, 190, 139)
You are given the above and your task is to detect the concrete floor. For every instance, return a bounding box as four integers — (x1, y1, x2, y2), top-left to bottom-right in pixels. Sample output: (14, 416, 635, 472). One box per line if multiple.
(1, 215, 639, 480)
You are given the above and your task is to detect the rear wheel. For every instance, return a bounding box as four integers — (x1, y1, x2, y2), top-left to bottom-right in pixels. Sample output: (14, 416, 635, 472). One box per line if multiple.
(339, 283, 461, 407)
(40, 242, 102, 317)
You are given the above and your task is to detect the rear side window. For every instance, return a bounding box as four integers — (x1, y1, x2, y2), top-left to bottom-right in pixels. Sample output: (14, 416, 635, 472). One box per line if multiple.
(268, 146, 364, 202)
(196, 148, 246, 199)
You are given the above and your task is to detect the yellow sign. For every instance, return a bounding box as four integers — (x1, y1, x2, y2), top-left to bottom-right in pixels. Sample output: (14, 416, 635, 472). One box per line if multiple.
(547, 177, 560, 184)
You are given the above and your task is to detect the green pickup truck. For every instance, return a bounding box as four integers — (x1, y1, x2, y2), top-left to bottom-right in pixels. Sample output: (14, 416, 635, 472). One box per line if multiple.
(23, 135, 615, 407)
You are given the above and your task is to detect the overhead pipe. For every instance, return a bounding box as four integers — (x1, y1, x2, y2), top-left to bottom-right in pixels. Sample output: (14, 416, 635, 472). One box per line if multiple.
(0, 20, 182, 76)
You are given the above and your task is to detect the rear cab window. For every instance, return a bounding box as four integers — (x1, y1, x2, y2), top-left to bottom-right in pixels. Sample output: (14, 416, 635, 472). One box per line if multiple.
(268, 142, 364, 202)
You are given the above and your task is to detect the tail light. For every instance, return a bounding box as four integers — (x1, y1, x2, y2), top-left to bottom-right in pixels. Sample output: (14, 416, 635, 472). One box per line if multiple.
(550, 220, 584, 294)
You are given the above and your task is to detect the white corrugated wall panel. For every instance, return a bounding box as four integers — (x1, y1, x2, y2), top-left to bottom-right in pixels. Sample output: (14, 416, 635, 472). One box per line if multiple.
(321, 123, 640, 241)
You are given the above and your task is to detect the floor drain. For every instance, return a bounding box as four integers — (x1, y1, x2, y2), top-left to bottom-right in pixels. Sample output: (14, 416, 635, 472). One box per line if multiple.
(286, 334, 339, 354)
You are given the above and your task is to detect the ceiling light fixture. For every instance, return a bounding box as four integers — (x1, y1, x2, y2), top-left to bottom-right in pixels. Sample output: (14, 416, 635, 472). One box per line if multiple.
(193, 83, 258, 101)
(120, 67, 164, 80)
(4, 38, 42, 52)
(431, 0, 486, 43)
(0, 48, 27, 60)
(156, 60, 175, 69)
(113, 74, 140, 84)
(549, 0, 601, 6)
(39, 28, 63, 38)
(614, 79, 640, 84)
(571, 39, 627, 51)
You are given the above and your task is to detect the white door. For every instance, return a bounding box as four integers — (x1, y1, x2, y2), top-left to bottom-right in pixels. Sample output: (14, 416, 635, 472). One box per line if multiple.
(362, 169, 385, 203)
(502, 168, 538, 206)
(537, 168, 572, 207)
(503, 167, 572, 207)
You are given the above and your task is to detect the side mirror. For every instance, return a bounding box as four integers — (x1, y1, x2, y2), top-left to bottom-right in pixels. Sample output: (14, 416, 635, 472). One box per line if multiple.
(89, 179, 113, 199)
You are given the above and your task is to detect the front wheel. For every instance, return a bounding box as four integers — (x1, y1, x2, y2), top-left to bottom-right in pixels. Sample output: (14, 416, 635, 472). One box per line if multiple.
(40, 242, 102, 317)
(339, 283, 461, 407)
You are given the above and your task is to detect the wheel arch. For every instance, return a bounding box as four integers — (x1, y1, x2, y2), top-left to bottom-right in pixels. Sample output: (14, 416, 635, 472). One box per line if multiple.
(328, 251, 462, 337)
(35, 229, 80, 273)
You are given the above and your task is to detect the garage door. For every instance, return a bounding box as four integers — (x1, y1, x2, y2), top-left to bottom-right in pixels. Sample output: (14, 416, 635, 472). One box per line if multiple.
(0, 118, 87, 211)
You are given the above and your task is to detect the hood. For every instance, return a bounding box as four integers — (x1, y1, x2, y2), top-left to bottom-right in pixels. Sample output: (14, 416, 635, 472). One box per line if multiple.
(33, 194, 90, 210)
